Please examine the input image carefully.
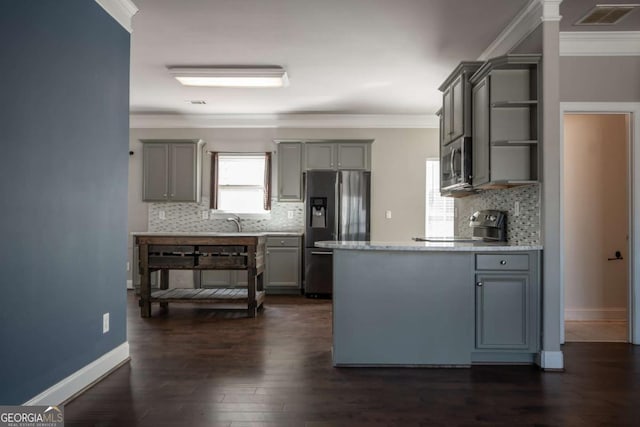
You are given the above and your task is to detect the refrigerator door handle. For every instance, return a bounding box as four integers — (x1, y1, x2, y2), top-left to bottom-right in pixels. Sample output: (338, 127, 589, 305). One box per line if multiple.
(310, 251, 333, 255)
(335, 172, 341, 240)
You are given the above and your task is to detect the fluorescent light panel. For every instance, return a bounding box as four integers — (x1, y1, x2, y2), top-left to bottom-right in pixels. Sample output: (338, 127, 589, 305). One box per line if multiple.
(169, 67, 288, 87)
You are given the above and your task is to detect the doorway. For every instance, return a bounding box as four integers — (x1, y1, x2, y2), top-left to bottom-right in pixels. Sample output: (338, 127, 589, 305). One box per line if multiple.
(563, 113, 630, 342)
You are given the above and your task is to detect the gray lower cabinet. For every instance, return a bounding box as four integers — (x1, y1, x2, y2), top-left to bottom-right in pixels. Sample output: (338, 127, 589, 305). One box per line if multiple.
(265, 236, 302, 293)
(141, 139, 203, 202)
(198, 235, 302, 293)
(473, 252, 539, 357)
(277, 142, 303, 201)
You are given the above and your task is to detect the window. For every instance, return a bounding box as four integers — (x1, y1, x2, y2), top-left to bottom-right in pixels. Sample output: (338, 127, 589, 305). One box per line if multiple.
(210, 153, 271, 214)
(425, 158, 454, 237)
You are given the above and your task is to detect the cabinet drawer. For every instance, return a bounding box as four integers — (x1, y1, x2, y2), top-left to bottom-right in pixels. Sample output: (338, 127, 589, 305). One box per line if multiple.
(266, 236, 300, 247)
(476, 254, 529, 271)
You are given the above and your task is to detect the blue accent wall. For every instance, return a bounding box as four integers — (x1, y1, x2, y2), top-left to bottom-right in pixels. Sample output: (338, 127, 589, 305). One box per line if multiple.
(0, 1, 129, 404)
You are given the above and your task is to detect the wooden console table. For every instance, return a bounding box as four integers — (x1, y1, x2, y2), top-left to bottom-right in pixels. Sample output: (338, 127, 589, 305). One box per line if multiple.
(134, 233, 266, 318)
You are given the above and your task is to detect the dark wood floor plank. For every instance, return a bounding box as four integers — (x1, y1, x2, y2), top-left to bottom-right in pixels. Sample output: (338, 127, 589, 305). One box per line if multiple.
(64, 291, 640, 426)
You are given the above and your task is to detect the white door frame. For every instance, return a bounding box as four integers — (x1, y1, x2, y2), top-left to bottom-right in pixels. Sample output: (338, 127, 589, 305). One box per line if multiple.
(559, 102, 640, 345)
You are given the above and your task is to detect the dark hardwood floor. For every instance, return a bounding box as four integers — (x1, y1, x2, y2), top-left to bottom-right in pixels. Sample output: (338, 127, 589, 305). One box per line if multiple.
(65, 291, 640, 426)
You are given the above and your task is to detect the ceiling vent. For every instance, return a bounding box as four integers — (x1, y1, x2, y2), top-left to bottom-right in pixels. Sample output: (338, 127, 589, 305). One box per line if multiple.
(575, 4, 639, 25)
(187, 100, 207, 105)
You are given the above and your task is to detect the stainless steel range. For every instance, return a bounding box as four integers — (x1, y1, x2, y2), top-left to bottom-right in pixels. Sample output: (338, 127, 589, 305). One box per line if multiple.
(413, 209, 507, 243)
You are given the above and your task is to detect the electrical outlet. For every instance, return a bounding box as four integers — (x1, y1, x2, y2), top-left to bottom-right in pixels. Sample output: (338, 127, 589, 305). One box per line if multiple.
(514, 201, 520, 216)
(454, 207, 458, 218)
(159, 210, 166, 220)
(103, 313, 109, 334)
(202, 211, 209, 220)
(126, 262, 130, 272)
(385, 210, 392, 219)
(287, 211, 294, 219)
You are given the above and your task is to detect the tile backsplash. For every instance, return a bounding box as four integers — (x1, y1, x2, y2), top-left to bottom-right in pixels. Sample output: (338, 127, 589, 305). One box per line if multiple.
(148, 197, 304, 232)
(455, 184, 540, 245)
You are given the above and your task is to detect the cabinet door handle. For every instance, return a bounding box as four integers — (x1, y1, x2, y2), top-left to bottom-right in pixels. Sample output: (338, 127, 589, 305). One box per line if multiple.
(163, 193, 167, 197)
(476, 282, 483, 287)
(500, 260, 507, 265)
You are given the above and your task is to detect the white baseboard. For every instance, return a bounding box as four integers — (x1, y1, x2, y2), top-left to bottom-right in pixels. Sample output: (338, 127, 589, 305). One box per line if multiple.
(126, 279, 133, 289)
(537, 351, 564, 370)
(23, 342, 130, 406)
(565, 307, 627, 321)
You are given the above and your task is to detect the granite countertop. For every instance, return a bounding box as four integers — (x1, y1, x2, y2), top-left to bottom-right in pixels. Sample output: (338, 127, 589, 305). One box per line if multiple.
(315, 240, 542, 252)
(132, 231, 303, 237)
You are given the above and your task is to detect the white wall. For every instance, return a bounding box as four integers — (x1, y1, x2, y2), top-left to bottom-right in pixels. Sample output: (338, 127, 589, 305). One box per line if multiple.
(563, 114, 629, 320)
(127, 127, 439, 267)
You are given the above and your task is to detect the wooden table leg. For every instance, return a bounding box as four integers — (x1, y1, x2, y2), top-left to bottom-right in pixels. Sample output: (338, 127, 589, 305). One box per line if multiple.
(159, 269, 169, 311)
(247, 267, 257, 318)
(256, 271, 264, 311)
(139, 243, 151, 318)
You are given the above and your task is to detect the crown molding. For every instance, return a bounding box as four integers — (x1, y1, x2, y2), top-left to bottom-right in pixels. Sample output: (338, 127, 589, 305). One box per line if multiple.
(478, 0, 543, 60)
(94, 0, 138, 33)
(560, 31, 640, 56)
(129, 113, 440, 129)
(479, 0, 564, 60)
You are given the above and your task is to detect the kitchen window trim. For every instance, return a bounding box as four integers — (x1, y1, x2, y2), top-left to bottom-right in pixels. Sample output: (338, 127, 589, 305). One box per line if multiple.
(209, 151, 272, 215)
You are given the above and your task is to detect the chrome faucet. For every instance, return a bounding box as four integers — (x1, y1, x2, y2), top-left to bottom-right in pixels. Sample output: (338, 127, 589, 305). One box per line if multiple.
(226, 214, 242, 232)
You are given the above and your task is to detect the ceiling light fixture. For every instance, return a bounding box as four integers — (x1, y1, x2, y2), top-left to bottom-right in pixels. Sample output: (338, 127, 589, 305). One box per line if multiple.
(168, 67, 289, 88)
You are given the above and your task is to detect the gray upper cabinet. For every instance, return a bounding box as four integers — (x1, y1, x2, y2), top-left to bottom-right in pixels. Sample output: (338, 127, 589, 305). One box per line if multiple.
(142, 143, 170, 201)
(451, 75, 465, 141)
(304, 141, 371, 171)
(442, 87, 453, 142)
(277, 142, 303, 201)
(474, 252, 539, 353)
(469, 54, 541, 189)
(141, 139, 203, 202)
(438, 62, 483, 146)
(472, 78, 490, 187)
(337, 143, 369, 169)
(305, 143, 336, 170)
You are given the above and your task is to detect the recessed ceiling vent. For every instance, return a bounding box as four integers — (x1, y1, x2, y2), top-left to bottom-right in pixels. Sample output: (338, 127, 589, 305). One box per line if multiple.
(575, 4, 639, 25)
(187, 100, 207, 105)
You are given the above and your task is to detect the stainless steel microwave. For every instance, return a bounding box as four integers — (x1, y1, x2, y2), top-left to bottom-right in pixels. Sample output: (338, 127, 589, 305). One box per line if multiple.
(440, 136, 472, 191)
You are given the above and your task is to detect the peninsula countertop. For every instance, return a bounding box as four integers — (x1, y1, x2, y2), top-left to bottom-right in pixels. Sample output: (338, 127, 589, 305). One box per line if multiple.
(315, 240, 542, 252)
(131, 231, 303, 237)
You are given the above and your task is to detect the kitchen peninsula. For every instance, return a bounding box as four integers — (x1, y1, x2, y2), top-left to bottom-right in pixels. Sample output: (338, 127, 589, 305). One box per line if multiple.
(316, 240, 543, 367)
(134, 232, 267, 318)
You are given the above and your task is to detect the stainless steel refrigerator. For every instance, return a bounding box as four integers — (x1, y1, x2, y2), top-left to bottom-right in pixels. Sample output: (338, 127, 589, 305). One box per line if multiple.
(304, 170, 371, 296)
